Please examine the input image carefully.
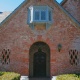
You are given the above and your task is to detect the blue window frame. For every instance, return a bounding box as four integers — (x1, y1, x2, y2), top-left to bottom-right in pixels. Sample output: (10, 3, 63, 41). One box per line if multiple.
(28, 6, 53, 24)
(49, 11, 51, 21)
(28, 6, 53, 30)
(35, 11, 40, 20)
(34, 10, 46, 21)
(41, 11, 46, 20)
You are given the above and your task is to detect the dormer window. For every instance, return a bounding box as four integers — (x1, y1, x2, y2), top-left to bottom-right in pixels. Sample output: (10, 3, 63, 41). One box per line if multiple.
(35, 11, 39, 20)
(34, 10, 46, 21)
(49, 11, 52, 21)
(41, 11, 46, 20)
(28, 6, 53, 30)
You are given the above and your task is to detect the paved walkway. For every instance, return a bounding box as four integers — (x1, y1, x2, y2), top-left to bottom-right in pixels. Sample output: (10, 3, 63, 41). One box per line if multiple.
(20, 76, 57, 80)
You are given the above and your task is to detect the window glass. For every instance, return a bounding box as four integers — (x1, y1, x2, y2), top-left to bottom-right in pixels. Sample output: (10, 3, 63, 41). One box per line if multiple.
(35, 11, 39, 20)
(49, 11, 51, 21)
(41, 11, 46, 20)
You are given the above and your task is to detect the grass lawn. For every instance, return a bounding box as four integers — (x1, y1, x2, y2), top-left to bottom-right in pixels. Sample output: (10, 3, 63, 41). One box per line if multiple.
(56, 74, 80, 80)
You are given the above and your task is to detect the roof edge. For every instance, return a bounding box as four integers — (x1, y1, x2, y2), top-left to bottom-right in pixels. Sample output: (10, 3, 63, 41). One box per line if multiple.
(0, 0, 28, 27)
(60, 0, 68, 6)
(0, 0, 80, 29)
(54, 0, 80, 28)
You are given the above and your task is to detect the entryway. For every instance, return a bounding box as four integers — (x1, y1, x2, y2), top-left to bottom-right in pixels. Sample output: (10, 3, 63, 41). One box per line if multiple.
(29, 42, 50, 78)
(34, 48, 46, 77)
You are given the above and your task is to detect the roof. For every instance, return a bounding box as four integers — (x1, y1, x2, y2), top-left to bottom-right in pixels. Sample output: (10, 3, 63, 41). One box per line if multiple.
(60, 0, 68, 6)
(0, 12, 11, 23)
(0, 0, 80, 28)
(0, 0, 29, 27)
(0, 12, 3, 14)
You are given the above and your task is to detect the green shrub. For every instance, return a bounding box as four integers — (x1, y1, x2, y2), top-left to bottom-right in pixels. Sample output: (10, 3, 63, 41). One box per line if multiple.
(0, 72, 4, 76)
(76, 73, 80, 78)
(56, 74, 80, 80)
(0, 72, 20, 80)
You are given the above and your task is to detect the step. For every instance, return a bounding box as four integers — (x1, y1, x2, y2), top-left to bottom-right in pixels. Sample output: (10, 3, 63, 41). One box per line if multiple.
(20, 76, 57, 80)
(20, 76, 28, 80)
(29, 78, 51, 80)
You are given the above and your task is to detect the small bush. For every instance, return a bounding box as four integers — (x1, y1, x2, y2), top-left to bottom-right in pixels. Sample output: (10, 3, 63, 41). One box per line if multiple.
(56, 74, 80, 80)
(0, 72, 4, 76)
(76, 73, 80, 78)
(0, 72, 20, 80)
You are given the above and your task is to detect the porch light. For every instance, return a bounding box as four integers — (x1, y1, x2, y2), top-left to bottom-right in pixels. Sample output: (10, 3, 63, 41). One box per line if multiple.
(58, 44, 62, 52)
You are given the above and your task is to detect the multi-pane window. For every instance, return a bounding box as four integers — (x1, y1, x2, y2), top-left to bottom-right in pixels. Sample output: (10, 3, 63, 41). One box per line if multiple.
(35, 11, 40, 20)
(49, 11, 51, 21)
(69, 49, 79, 65)
(28, 6, 53, 23)
(28, 6, 53, 30)
(34, 10, 46, 21)
(41, 11, 46, 20)
(1, 49, 11, 65)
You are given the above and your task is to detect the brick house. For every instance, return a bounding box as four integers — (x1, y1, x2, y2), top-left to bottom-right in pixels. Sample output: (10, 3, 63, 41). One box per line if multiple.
(0, 0, 80, 78)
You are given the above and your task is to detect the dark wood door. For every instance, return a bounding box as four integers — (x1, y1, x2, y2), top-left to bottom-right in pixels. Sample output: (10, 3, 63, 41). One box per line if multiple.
(33, 50, 46, 77)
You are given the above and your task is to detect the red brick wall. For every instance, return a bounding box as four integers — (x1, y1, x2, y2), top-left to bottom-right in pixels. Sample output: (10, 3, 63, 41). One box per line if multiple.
(0, 0, 80, 76)
(62, 0, 80, 23)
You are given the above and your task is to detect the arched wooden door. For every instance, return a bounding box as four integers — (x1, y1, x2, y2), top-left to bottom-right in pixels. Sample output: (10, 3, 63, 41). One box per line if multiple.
(33, 48, 46, 77)
(29, 42, 50, 77)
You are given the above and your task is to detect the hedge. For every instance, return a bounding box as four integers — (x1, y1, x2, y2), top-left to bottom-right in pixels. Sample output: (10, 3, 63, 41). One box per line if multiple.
(56, 74, 80, 80)
(0, 72, 20, 80)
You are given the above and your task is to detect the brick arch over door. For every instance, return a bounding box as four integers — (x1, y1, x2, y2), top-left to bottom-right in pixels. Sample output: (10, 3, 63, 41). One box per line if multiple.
(29, 41, 50, 77)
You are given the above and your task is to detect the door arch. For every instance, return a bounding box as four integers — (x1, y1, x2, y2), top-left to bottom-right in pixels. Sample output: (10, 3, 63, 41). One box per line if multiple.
(29, 42, 50, 77)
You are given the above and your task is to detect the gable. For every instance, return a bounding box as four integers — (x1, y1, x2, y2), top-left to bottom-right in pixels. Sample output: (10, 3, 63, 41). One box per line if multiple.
(0, 0, 80, 30)
(54, 0, 80, 28)
(61, 0, 80, 23)
(0, 0, 80, 75)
